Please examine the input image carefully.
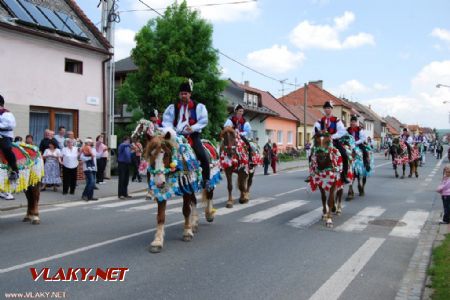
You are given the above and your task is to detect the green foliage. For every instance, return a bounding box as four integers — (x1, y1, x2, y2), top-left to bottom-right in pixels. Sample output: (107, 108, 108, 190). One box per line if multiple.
(117, 1, 227, 140)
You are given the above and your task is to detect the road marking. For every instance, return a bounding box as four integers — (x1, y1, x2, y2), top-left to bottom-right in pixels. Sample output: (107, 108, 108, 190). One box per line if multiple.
(55, 192, 148, 208)
(287, 207, 323, 228)
(0, 207, 65, 219)
(97, 199, 147, 208)
(275, 187, 307, 197)
(0, 220, 184, 274)
(215, 197, 275, 216)
(308, 237, 385, 300)
(336, 206, 386, 232)
(240, 200, 308, 223)
(389, 211, 429, 238)
(425, 178, 432, 182)
(375, 161, 392, 168)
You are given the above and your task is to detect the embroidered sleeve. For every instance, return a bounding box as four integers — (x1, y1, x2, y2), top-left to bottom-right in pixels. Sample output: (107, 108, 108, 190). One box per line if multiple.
(224, 119, 233, 128)
(191, 103, 208, 132)
(242, 122, 252, 137)
(332, 120, 347, 139)
(162, 104, 175, 129)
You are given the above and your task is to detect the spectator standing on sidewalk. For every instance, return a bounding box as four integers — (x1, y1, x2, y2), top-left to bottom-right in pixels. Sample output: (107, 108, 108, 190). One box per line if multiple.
(271, 142, 278, 174)
(263, 139, 272, 175)
(61, 139, 79, 195)
(25, 134, 34, 145)
(95, 135, 108, 184)
(436, 164, 450, 224)
(41, 140, 62, 192)
(39, 129, 58, 154)
(117, 136, 132, 199)
(54, 126, 66, 149)
(80, 138, 97, 201)
(131, 137, 143, 182)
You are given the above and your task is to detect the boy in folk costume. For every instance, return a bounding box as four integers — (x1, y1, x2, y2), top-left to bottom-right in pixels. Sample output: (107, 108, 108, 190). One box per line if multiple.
(400, 128, 413, 159)
(223, 104, 254, 167)
(162, 80, 211, 190)
(0, 95, 19, 181)
(308, 101, 350, 184)
(347, 115, 371, 172)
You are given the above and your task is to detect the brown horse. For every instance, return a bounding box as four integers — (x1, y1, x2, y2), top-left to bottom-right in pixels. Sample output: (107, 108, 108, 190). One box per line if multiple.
(309, 133, 346, 228)
(1, 144, 43, 224)
(219, 127, 255, 208)
(144, 129, 216, 253)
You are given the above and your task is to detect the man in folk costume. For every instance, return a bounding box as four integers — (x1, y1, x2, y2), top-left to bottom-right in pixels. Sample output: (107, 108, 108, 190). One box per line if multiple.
(223, 104, 254, 168)
(311, 101, 350, 183)
(162, 80, 211, 190)
(400, 128, 413, 159)
(347, 115, 371, 172)
(149, 109, 162, 129)
(0, 95, 19, 182)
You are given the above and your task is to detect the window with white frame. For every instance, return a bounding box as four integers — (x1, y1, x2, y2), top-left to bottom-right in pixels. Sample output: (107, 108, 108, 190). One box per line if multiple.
(287, 131, 293, 144)
(243, 92, 248, 105)
(265, 129, 273, 141)
(277, 130, 283, 144)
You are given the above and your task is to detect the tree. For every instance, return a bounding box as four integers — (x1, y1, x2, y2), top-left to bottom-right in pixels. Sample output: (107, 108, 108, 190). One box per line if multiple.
(117, 1, 227, 140)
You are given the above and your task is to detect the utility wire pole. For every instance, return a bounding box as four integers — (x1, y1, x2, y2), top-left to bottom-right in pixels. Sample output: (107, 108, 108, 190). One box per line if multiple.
(303, 83, 307, 147)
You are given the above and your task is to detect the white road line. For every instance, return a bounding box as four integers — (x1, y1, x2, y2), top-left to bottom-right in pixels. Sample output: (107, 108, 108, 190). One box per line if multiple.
(287, 207, 323, 228)
(215, 197, 275, 216)
(240, 200, 308, 223)
(336, 206, 386, 232)
(0, 220, 184, 274)
(425, 178, 432, 182)
(0, 207, 65, 219)
(375, 161, 392, 168)
(97, 199, 147, 208)
(308, 237, 385, 300)
(389, 211, 429, 238)
(275, 187, 307, 197)
(55, 192, 148, 208)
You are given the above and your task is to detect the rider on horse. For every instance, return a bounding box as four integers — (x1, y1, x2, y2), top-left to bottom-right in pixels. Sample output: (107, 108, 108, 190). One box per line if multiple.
(400, 128, 413, 159)
(347, 115, 371, 172)
(223, 104, 254, 168)
(308, 101, 350, 184)
(162, 79, 212, 191)
(0, 95, 19, 182)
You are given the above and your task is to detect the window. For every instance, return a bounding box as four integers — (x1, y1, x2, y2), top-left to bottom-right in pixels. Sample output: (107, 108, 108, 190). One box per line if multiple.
(65, 58, 83, 74)
(30, 106, 78, 143)
(277, 130, 283, 144)
(252, 94, 258, 107)
(287, 131, 293, 144)
(265, 129, 273, 141)
(252, 130, 258, 140)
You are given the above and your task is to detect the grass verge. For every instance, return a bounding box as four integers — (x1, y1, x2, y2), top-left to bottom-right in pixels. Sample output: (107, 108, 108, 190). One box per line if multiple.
(428, 233, 450, 300)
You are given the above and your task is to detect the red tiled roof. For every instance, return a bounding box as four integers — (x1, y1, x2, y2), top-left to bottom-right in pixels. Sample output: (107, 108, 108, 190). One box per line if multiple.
(233, 81, 298, 121)
(282, 104, 322, 126)
(386, 123, 399, 135)
(407, 125, 419, 131)
(279, 83, 353, 109)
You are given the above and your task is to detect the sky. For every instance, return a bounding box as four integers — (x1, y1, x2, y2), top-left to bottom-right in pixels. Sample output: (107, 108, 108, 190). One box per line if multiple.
(76, 0, 450, 129)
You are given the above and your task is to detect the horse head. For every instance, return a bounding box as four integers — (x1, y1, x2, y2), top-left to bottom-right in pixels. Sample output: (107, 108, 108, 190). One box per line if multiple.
(144, 129, 177, 188)
(220, 126, 238, 158)
(312, 132, 333, 171)
(132, 119, 155, 140)
(313, 132, 332, 148)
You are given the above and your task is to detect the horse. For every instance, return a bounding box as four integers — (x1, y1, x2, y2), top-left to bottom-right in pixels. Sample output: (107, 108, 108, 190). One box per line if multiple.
(309, 133, 353, 228)
(144, 128, 221, 253)
(390, 138, 418, 178)
(347, 143, 373, 201)
(1, 143, 44, 224)
(219, 127, 262, 208)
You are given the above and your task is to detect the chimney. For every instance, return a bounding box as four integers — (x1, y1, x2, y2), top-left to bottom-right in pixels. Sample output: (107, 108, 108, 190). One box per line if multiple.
(244, 80, 250, 87)
(309, 80, 323, 89)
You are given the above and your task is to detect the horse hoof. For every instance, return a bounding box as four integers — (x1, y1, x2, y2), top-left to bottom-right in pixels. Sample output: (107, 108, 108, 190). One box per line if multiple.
(331, 207, 336, 213)
(239, 198, 245, 204)
(149, 245, 162, 253)
(183, 235, 193, 242)
(206, 215, 214, 223)
(31, 220, 40, 225)
(408, 175, 412, 178)
(326, 222, 333, 228)
(415, 174, 419, 178)
(22, 217, 31, 222)
(192, 225, 199, 233)
(395, 174, 399, 178)
(226, 202, 233, 209)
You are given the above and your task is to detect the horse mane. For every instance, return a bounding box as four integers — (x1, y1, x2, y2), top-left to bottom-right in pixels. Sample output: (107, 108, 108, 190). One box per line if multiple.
(220, 126, 236, 139)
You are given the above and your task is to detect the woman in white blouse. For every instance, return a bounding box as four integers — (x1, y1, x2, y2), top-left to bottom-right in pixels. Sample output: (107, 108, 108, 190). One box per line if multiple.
(61, 139, 79, 195)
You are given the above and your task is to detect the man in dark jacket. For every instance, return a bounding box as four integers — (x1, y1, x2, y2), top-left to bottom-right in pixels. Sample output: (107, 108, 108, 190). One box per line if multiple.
(263, 140, 272, 175)
(117, 136, 132, 199)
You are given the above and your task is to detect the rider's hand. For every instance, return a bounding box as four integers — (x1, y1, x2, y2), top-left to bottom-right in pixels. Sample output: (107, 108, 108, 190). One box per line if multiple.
(185, 126, 193, 133)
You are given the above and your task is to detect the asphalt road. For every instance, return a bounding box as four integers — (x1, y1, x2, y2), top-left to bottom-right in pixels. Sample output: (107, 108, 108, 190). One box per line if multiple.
(0, 152, 446, 300)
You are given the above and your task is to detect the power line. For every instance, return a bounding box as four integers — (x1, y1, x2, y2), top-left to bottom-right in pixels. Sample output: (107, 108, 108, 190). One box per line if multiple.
(121, 0, 257, 13)
(135, 0, 297, 87)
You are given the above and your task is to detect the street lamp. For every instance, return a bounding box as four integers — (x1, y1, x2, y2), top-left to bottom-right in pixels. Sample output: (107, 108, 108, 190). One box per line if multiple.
(437, 83, 450, 88)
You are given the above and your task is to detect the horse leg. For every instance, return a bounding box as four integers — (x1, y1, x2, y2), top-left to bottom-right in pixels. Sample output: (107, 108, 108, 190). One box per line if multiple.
(145, 171, 153, 200)
(149, 200, 166, 253)
(320, 187, 327, 220)
(326, 185, 336, 228)
(238, 170, 249, 204)
(415, 161, 419, 177)
(182, 194, 194, 242)
(336, 188, 343, 215)
(408, 162, 413, 178)
(362, 176, 367, 196)
(394, 164, 399, 178)
(190, 194, 199, 233)
(401, 164, 405, 179)
(358, 176, 364, 196)
(225, 169, 234, 208)
(24, 184, 40, 225)
(346, 181, 354, 201)
(203, 189, 215, 223)
(245, 171, 254, 202)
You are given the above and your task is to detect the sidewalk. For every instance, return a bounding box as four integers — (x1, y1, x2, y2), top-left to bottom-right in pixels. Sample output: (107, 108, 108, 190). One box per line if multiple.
(0, 159, 309, 211)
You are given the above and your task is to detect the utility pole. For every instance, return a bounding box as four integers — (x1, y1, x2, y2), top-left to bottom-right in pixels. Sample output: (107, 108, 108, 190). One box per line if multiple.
(303, 83, 307, 147)
(280, 79, 288, 97)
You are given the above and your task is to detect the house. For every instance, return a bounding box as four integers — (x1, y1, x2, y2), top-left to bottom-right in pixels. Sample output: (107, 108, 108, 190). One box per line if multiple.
(114, 56, 137, 124)
(279, 80, 354, 128)
(385, 123, 400, 138)
(223, 80, 298, 151)
(340, 99, 375, 141)
(384, 116, 406, 135)
(407, 124, 420, 136)
(281, 102, 322, 147)
(0, 0, 112, 143)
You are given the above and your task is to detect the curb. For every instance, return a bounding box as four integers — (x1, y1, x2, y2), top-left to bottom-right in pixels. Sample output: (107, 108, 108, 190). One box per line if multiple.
(395, 210, 441, 300)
